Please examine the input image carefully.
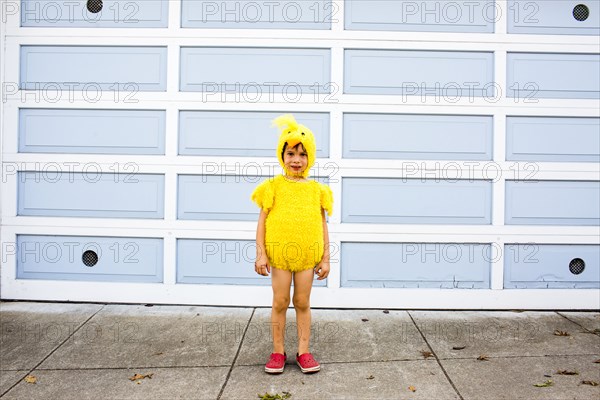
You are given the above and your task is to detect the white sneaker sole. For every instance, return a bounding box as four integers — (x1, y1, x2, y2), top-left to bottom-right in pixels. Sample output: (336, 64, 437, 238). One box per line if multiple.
(297, 362, 320, 373)
(265, 366, 284, 374)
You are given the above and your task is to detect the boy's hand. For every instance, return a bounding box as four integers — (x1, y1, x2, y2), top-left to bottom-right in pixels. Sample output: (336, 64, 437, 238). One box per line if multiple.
(255, 256, 271, 276)
(314, 260, 330, 280)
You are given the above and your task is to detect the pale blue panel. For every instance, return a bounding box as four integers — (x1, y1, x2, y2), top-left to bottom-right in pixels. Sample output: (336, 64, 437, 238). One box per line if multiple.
(182, 0, 331, 29)
(16, 235, 163, 282)
(507, 0, 600, 35)
(21, 0, 168, 28)
(343, 113, 492, 160)
(345, 49, 494, 96)
(346, 0, 495, 33)
(505, 181, 600, 225)
(18, 172, 164, 218)
(177, 239, 326, 286)
(342, 178, 492, 224)
(19, 108, 166, 155)
(179, 111, 329, 157)
(506, 116, 600, 162)
(341, 242, 491, 288)
(507, 53, 600, 99)
(20, 46, 168, 91)
(504, 244, 600, 289)
(180, 47, 331, 93)
(178, 174, 261, 221)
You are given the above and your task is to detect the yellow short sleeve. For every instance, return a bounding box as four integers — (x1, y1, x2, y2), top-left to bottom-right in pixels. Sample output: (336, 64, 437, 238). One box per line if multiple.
(319, 183, 333, 216)
(251, 179, 275, 212)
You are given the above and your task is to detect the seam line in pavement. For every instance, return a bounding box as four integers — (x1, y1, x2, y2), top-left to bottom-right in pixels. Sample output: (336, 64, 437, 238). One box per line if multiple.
(23, 365, 233, 371)
(15, 352, 596, 375)
(216, 307, 256, 400)
(408, 311, 464, 400)
(556, 311, 600, 337)
(0, 304, 107, 399)
(232, 352, 600, 368)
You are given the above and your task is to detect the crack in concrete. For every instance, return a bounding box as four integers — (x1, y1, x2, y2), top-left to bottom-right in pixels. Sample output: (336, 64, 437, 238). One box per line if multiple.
(216, 307, 256, 400)
(408, 310, 465, 400)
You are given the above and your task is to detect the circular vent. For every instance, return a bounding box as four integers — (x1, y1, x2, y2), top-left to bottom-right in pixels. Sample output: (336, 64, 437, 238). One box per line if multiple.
(573, 4, 590, 21)
(82, 250, 98, 267)
(569, 258, 585, 275)
(87, 0, 103, 14)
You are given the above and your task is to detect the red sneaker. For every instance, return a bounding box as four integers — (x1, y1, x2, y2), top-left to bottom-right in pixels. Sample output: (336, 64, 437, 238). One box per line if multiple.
(265, 353, 286, 374)
(296, 352, 321, 373)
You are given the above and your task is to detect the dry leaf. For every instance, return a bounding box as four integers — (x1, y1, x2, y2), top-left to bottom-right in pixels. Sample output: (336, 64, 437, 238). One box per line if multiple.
(420, 351, 433, 359)
(533, 379, 553, 387)
(361, 318, 369, 322)
(556, 370, 579, 375)
(452, 346, 466, 350)
(258, 392, 292, 400)
(366, 375, 375, 380)
(554, 330, 570, 337)
(24, 375, 37, 384)
(129, 373, 153, 382)
(581, 380, 599, 386)
(477, 355, 489, 361)
(408, 386, 416, 392)
(594, 359, 600, 364)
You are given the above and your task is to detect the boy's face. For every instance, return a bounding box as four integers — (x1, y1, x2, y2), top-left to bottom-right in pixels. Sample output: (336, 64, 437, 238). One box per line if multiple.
(283, 143, 308, 177)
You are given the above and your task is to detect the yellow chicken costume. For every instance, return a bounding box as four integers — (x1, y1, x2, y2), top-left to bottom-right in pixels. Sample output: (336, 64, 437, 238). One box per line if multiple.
(251, 114, 333, 272)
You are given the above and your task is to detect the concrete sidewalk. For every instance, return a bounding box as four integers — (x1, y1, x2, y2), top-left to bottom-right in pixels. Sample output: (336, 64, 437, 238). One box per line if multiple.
(0, 301, 598, 400)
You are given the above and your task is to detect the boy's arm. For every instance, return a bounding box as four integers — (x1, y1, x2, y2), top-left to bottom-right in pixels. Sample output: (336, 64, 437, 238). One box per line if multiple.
(322, 209, 330, 262)
(315, 208, 330, 280)
(255, 209, 271, 276)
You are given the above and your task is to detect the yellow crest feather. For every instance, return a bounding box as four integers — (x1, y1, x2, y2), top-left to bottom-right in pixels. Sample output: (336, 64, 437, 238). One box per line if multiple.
(272, 114, 299, 133)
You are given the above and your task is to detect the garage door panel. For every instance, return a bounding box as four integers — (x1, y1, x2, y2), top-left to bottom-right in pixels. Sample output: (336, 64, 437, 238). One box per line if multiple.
(507, 53, 600, 99)
(20, 0, 169, 28)
(345, 0, 495, 33)
(341, 242, 491, 288)
(182, 0, 331, 29)
(16, 235, 163, 283)
(343, 113, 492, 160)
(504, 244, 600, 288)
(342, 178, 492, 225)
(180, 47, 331, 93)
(344, 49, 494, 96)
(178, 175, 261, 221)
(20, 46, 168, 91)
(19, 108, 166, 155)
(506, 116, 600, 162)
(18, 172, 165, 219)
(507, 0, 600, 35)
(505, 181, 600, 226)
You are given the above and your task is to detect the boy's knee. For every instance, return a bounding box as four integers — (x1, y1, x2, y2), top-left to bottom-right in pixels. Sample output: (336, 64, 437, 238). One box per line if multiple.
(273, 296, 290, 311)
(293, 296, 310, 311)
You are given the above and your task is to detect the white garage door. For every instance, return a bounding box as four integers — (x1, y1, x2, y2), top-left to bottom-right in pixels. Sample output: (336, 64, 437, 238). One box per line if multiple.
(1, 0, 599, 309)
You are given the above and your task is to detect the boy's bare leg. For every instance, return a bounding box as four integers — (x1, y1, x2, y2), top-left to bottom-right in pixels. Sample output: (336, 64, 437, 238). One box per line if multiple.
(293, 268, 315, 355)
(271, 267, 292, 354)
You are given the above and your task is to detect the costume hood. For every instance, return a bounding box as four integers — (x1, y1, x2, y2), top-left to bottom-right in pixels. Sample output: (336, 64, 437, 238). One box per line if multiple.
(272, 114, 316, 178)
